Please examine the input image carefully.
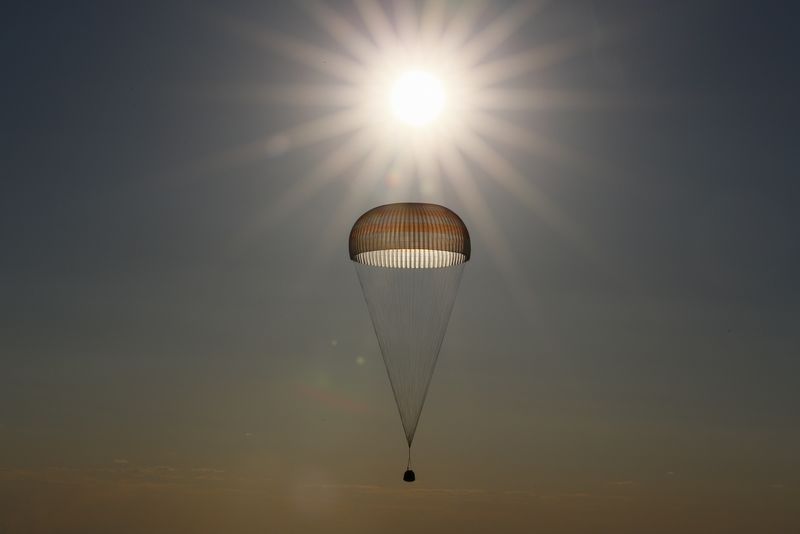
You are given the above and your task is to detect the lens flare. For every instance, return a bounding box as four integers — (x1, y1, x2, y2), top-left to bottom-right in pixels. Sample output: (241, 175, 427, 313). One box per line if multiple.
(390, 70, 445, 126)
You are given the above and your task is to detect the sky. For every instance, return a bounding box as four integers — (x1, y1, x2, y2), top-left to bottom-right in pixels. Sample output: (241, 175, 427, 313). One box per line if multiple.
(1, 1, 799, 532)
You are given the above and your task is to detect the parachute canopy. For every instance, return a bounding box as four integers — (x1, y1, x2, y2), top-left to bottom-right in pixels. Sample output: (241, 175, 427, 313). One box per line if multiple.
(349, 203, 470, 479)
(349, 203, 470, 268)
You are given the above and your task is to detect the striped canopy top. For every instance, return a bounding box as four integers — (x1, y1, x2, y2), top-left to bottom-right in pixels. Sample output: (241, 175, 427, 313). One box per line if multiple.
(349, 203, 470, 268)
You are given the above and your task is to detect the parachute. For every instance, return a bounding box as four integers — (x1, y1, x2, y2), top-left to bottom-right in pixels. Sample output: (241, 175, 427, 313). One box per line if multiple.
(349, 203, 470, 482)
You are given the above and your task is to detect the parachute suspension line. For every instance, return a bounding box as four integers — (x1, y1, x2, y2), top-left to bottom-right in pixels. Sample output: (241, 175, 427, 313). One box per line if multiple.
(355, 263, 464, 447)
(403, 445, 415, 482)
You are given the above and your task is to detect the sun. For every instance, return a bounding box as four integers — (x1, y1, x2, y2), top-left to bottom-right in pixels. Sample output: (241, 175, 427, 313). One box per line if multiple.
(220, 0, 602, 298)
(390, 70, 445, 127)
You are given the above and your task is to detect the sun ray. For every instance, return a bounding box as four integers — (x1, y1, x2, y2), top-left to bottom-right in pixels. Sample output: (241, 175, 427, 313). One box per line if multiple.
(398, 144, 424, 200)
(174, 127, 372, 260)
(183, 82, 361, 108)
(470, 17, 629, 86)
(438, 142, 541, 322)
(291, 135, 412, 294)
(462, 121, 622, 286)
(225, 16, 368, 83)
(451, 124, 589, 253)
(419, 0, 446, 49)
(464, 109, 602, 173)
(265, 31, 369, 83)
(392, 0, 419, 47)
(311, 136, 400, 267)
(458, 1, 548, 69)
(246, 83, 363, 107)
(470, 88, 645, 111)
(354, 0, 398, 51)
(412, 136, 443, 198)
(165, 106, 368, 185)
(468, 36, 593, 88)
(301, 1, 382, 66)
(353, 137, 401, 194)
(263, 126, 381, 226)
(439, 0, 491, 54)
(271, 107, 370, 153)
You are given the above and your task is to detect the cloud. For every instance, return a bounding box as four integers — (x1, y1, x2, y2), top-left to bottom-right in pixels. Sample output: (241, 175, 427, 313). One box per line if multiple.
(539, 492, 593, 500)
(300, 483, 488, 497)
(190, 468, 225, 474)
(408, 488, 489, 496)
(190, 468, 226, 481)
(134, 466, 178, 477)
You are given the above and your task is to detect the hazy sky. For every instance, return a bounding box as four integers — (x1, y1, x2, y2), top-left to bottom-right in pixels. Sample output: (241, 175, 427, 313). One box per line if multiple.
(2, 1, 799, 532)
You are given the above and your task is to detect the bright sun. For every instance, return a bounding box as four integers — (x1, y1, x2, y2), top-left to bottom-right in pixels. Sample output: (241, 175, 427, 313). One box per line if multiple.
(390, 70, 445, 127)
(234, 0, 594, 274)
(223, 0, 598, 306)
